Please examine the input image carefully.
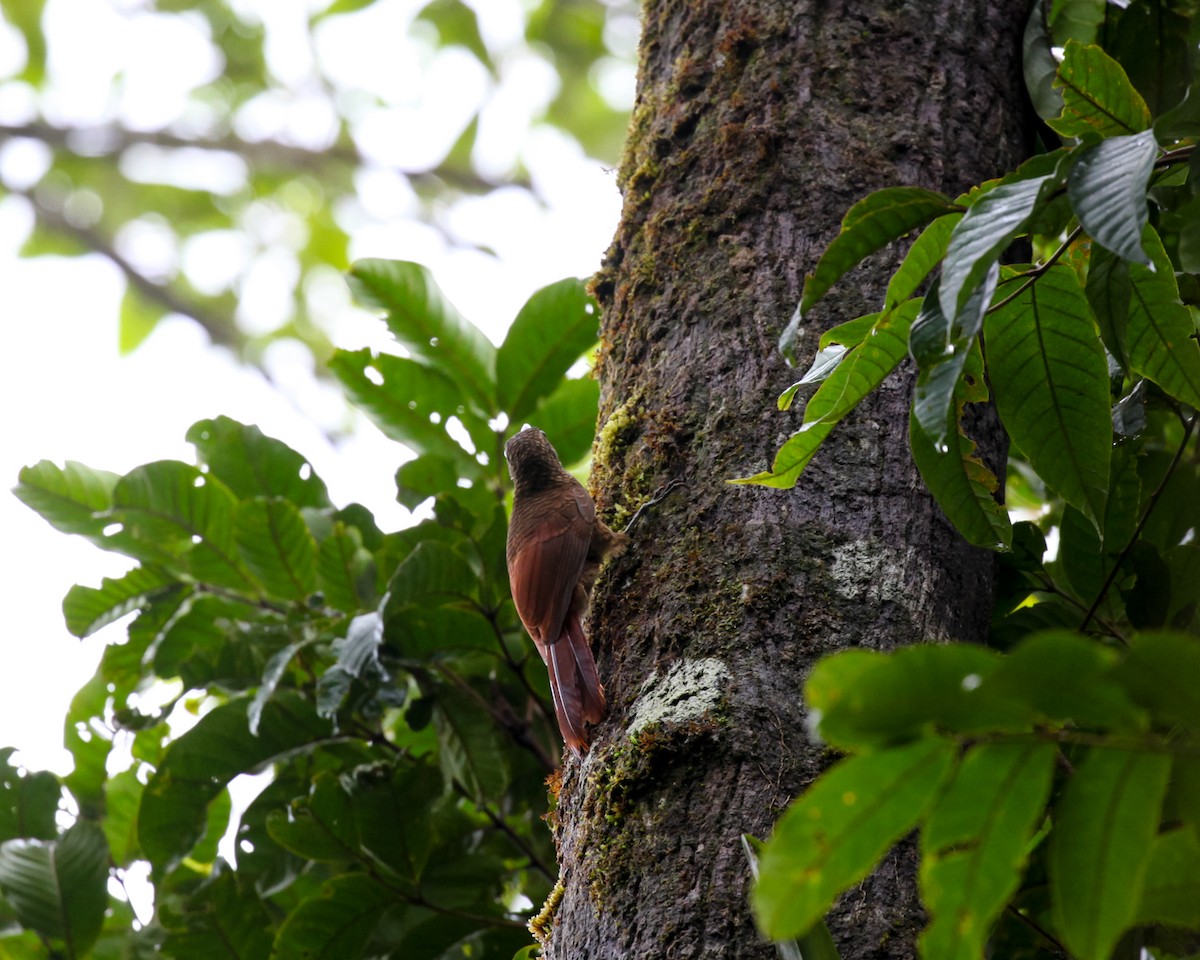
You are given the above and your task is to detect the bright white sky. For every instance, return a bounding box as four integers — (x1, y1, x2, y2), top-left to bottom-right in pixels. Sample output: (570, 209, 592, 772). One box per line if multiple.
(0, 0, 629, 775)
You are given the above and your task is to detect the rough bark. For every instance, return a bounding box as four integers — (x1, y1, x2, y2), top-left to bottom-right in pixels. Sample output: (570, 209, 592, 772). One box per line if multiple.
(547, 2, 1032, 958)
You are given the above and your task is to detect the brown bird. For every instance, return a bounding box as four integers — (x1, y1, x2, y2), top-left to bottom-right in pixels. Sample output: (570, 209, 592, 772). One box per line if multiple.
(505, 427, 626, 756)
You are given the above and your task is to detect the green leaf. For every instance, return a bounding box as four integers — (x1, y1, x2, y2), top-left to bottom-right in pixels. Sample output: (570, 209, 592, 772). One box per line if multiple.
(1124, 226, 1200, 408)
(186, 416, 331, 508)
(496, 277, 597, 420)
(528, 375, 600, 467)
(330, 348, 483, 468)
(247, 638, 314, 736)
(1155, 84, 1200, 142)
(385, 540, 478, 614)
(1134, 826, 1200, 929)
(1023, 0, 1065, 122)
(1085, 244, 1132, 369)
(910, 345, 1012, 550)
(62, 566, 177, 638)
(161, 870, 274, 960)
(939, 174, 1054, 321)
(396, 455, 462, 510)
(316, 522, 375, 613)
(976, 631, 1143, 732)
(1047, 40, 1152, 139)
(113, 460, 255, 590)
(1047, 0, 1105, 45)
(806, 645, 1012, 750)
(1118, 631, 1200, 734)
(753, 738, 957, 939)
(117, 286, 164, 355)
(984, 265, 1111, 522)
(912, 267, 998, 446)
(884, 213, 960, 312)
(433, 683, 511, 804)
(12, 460, 128, 552)
(415, 0, 495, 72)
(0, 821, 109, 957)
(271, 872, 398, 958)
(735, 299, 921, 487)
(787, 187, 959, 357)
(234, 497, 318, 602)
(1048, 746, 1170, 960)
(919, 742, 1057, 960)
(138, 692, 332, 873)
(0, 751, 60, 843)
(347, 259, 497, 413)
(102, 769, 143, 867)
(1068, 130, 1158, 267)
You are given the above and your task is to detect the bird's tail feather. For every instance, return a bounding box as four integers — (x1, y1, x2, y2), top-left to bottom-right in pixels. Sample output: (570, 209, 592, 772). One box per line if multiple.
(565, 614, 605, 724)
(547, 638, 589, 756)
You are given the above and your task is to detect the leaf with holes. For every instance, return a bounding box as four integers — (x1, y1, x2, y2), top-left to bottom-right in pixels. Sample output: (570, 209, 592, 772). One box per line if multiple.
(187, 416, 331, 508)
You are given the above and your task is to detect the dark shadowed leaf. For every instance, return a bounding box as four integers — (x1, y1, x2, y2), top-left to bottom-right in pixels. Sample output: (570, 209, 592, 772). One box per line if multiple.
(1023, 0, 1065, 122)
(0, 750, 60, 843)
(1117, 631, 1200, 734)
(317, 521, 376, 613)
(271, 871, 398, 958)
(1134, 826, 1200, 929)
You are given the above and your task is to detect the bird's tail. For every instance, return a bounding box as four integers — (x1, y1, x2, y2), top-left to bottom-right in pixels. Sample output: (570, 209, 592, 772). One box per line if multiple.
(546, 614, 607, 756)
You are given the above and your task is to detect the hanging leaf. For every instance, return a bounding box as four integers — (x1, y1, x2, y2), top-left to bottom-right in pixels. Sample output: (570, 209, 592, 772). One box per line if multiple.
(984, 265, 1111, 523)
(496, 278, 598, 421)
(1023, 0, 1065, 122)
(919, 742, 1057, 960)
(62, 566, 178, 638)
(1048, 747, 1170, 960)
(1124, 226, 1200, 408)
(1047, 40, 1152, 139)
(735, 299, 922, 488)
(884, 213, 960, 311)
(1067, 130, 1158, 266)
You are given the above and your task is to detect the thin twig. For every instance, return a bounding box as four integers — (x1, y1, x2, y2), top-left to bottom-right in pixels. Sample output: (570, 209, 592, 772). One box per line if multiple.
(1005, 904, 1071, 957)
(1080, 415, 1197, 632)
(987, 226, 1083, 316)
(621, 478, 687, 535)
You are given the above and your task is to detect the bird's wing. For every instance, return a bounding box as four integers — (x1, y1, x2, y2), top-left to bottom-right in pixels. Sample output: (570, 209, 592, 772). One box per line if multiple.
(507, 482, 593, 646)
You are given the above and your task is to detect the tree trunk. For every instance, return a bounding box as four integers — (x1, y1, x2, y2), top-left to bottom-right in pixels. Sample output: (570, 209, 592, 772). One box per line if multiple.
(549, 2, 1031, 957)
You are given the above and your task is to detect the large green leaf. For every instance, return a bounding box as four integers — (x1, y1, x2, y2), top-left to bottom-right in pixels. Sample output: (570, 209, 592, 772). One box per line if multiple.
(61, 565, 177, 639)
(753, 737, 957, 939)
(12, 461, 136, 556)
(1048, 746, 1170, 960)
(330, 348, 484, 470)
(1133, 826, 1200, 929)
(186, 416, 331, 508)
(1023, 0, 1065, 122)
(1117, 631, 1200, 734)
(0, 750, 60, 844)
(271, 873, 398, 959)
(161, 870, 274, 960)
(1084, 244, 1131, 369)
(433, 683, 511, 804)
(496, 278, 597, 420)
(0, 822, 108, 958)
(1067, 130, 1157, 267)
(1047, 40, 1152, 139)
(984, 265, 1111, 522)
(385, 540, 479, 615)
(113, 460, 255, 590)
(919, 742, 1057, 960)
(347, 258, 497, 412)
(805, 645, 1015, 750)
(883, 213, 960, 311)
(735, 299, 921, 488)
(1124, 226, 1200, 408)
(939, 173, 1053, 321)
(138, 692, 332, 872)
(316, 521, 375, 613)
(782, 188, 958, 360)
(234, 497, 318, 602)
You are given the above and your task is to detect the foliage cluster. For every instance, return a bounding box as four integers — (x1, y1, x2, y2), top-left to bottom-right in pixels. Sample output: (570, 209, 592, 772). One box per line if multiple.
(7, 262, 599, 958)
(0, 0, 634, 360)
(745, 2, 1200, 958)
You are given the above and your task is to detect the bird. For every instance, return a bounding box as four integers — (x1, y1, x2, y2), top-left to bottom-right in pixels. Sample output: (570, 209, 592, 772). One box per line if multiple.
(504, 426, 627, 756)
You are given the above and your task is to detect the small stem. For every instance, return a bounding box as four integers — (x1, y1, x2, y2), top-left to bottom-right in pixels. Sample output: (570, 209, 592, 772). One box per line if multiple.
(1081, 415, 1197, 632)
(1005, 904, 1071, 957)
(987, 226, 1083, 315)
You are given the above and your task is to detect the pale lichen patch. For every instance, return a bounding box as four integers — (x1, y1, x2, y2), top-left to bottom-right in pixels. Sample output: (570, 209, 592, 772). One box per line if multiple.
(627, 657, 731, 735)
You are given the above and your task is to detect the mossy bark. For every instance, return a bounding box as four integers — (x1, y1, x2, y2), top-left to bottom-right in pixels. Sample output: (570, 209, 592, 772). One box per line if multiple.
(548, 2, 1031, 957)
